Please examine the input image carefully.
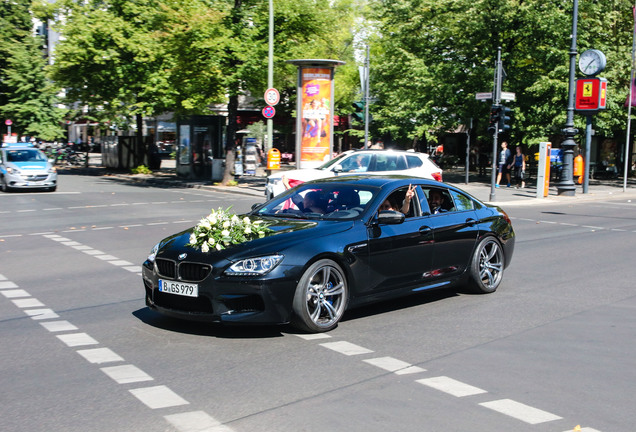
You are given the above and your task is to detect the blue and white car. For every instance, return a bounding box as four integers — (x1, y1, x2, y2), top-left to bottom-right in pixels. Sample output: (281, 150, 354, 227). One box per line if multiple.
(0, 144, 57, 192)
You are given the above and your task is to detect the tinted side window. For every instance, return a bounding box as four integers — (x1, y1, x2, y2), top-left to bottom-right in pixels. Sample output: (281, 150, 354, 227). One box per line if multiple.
(449, 190, 474, 211)
(406, 155, 423, 168)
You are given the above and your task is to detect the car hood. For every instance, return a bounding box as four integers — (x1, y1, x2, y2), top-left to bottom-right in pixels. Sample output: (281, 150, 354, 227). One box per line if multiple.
(155, 216, 353, 263)
(268, 167, 333, 182)
(4, 161, 50, 171)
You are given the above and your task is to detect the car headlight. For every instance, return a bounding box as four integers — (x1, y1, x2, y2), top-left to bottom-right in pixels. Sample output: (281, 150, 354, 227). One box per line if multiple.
(6, 167, 20, 175)
(224, 254, 283, 276)
(147, 243, 160, 263)
(48, 166, 57, 173)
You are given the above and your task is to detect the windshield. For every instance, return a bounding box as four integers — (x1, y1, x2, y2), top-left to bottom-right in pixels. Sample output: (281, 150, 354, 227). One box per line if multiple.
(317, 152, 352, 170)
(6, 149, 47, 163)
(254, 182, 379, 220)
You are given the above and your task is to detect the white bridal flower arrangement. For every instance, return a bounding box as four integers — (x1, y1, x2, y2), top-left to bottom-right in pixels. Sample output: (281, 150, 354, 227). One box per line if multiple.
(187, 207, 272, 252)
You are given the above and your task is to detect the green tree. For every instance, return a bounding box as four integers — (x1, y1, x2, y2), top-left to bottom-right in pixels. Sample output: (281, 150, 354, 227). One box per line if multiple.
(0, 0, 66, 140)
(367, 0, 635, 152)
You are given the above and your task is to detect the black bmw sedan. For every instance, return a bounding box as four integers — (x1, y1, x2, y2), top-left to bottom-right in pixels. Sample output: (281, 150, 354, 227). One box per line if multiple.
(142, 176, 515, 333)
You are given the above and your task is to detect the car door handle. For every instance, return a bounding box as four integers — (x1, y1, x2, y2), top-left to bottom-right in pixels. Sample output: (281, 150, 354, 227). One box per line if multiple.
(465, 218, 477, 226)
(419, 226, 432, 235)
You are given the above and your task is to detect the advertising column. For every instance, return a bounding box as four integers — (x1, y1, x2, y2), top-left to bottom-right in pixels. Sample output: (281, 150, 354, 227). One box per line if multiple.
(287, 59, 345, 169)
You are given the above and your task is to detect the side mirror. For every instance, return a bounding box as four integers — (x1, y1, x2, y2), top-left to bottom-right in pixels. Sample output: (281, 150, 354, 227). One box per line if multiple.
(377, 210, 405, 225)
(251, 202, 264, 210)
(333, 164, 343, 173)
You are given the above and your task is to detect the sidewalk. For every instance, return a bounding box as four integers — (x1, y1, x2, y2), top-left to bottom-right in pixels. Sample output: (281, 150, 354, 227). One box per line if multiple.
(77, 154, 636, 205)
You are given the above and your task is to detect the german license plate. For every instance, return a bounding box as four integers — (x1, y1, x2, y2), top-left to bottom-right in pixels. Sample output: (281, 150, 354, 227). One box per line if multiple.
(158, 279, 198, 297)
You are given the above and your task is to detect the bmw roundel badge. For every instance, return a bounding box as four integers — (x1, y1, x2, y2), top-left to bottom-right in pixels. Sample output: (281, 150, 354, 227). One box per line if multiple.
(178, 253, 187, 260)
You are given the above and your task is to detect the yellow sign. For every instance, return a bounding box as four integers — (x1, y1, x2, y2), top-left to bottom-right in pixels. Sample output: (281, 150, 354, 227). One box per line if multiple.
(582, 83, 593, 97)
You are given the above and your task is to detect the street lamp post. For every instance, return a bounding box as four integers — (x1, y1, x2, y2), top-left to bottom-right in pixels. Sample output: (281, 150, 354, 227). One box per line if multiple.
(557, 0, 579, 196)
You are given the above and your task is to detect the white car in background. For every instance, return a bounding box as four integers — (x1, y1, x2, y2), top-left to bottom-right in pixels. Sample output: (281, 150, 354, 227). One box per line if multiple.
(265, 149, 443, 199)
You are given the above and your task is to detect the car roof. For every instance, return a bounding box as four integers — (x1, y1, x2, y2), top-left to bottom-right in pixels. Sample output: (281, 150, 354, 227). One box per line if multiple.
(348, 148, 429, 156)
(1, 142, 35, 149)
(301, 174, 443, 189)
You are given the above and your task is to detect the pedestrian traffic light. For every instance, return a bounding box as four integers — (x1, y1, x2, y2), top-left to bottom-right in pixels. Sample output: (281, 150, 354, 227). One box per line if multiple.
(487, 105, 501, 134)
(352, 100, 365, 123)
(499, 105, 512, 132)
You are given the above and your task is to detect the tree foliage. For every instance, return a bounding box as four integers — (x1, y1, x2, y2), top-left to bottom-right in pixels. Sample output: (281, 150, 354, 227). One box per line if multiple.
(0, 0, 66, 140)
(367, 0, 636, 149)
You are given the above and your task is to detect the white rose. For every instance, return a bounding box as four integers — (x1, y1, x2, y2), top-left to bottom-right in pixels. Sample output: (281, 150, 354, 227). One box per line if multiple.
(243, 217, 250, 224)
(223, 221, 230, 228)
(209, 217, 217, 225)
(244, 227, 252, 234)
(221, 230, 230, 237)
(200, 219, 211, 229)
(231, 215, 239, 223)
(207, 238, 215, 246)
(201, 242, 209, 253)
(189, 234, 196, 244)
(216, 243, 223, 250)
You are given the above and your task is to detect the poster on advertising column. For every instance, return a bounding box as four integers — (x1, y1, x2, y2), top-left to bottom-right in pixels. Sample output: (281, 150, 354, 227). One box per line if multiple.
(300, 67, 332, 166)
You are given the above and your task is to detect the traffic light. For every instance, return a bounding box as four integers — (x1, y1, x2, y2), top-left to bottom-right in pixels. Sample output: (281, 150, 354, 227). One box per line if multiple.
(499, 105, 512, 132)
(351, 100, 365, 122)
(487, 105, 501, 134)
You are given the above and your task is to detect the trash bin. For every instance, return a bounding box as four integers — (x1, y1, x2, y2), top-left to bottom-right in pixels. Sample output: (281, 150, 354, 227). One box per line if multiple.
(267, 148, 281, 170)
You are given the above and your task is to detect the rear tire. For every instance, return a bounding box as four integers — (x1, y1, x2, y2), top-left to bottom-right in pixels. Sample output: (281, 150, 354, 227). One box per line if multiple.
(467, 237, 504, 294)
(292, 259, 348, 333)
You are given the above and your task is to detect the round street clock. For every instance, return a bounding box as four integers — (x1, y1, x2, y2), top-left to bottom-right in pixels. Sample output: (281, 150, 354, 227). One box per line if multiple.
(578, 49, 606, 76)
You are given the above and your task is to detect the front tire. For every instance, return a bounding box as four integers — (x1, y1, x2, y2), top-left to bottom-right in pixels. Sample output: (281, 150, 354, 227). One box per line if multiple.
(292, 259, 348, 333)
(467, 237, 504, 294)
(1, 177, 10, 192)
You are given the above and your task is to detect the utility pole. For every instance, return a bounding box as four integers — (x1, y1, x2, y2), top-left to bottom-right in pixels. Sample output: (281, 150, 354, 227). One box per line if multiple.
(557, 0, 579, 196)
(363, 45, 370, 148)
(266, 0, 274, 154)
(489, 47, 503, 202)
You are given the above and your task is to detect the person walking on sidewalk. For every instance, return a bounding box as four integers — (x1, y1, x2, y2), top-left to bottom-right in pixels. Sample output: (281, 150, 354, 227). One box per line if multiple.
(496, 141, 513, 188)
(511, 145, 526, 188)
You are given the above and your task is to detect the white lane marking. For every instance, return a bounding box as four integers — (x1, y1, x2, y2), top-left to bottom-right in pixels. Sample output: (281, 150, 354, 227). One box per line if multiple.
(40, 320, 79, 332)
(110, 203, 130, 207)
(60, 241, 81, 246)
(101, 365, 154, 384)
(24, 308, 59, 320)
(62, 229, 86, 233)
(363, 357, 426, 375)
(560, 223, 578, 226)
(124, 266, 143, 273)
(582, 225, 603, 230)
(77, 347, 124, 364)
(95, 254, 119, 260)
(1, 289, 30, 298)
(120, 224, 143, 228)
(92, 226, 114, 231)
(49, 236, 71, 241)
(83, 249, 105, 255)
(56, 333, 99, 347)
(0, 274, 7, 280)
(129, 385, 190, 409)
(320, 341, 374, 356)
(295, 333, 332, 340)
(44, 207, 64, 211)
(479, 399, 562, 424)
(0, 234, 22, 238)
(29, 232, 56, 236)
(147, 222, 169, 226)
(416, 376, 487, 397)
(165, 411, 234, 432)
(12, 298, 45, 308)
(17, 209, 36, 213)
(72, 245, 93, 250)
(538, 220, 557, 224)
(108, 260, 133, 266)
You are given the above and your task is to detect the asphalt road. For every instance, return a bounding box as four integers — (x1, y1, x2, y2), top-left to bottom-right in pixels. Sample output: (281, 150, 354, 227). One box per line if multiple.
(1, 172, 635, 432)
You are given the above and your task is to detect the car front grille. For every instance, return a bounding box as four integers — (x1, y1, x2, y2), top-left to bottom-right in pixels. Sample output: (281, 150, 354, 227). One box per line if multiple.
(24, 175, 49, 181)
(155, 258, 211, 282)
(154, 289, 214, 313)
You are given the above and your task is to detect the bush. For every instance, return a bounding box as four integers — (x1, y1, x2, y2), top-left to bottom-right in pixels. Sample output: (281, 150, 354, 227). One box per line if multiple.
(131, 165, 153, 175)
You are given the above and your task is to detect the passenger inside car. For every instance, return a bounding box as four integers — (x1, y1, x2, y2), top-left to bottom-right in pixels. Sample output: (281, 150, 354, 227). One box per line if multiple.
(424, 188, 454, 214)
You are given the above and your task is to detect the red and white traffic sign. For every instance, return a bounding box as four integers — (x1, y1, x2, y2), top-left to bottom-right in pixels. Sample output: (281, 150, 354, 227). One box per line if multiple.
(264, 88, 280, 106)
(262, 105, 276, 119)
(5, 119, 12, 126)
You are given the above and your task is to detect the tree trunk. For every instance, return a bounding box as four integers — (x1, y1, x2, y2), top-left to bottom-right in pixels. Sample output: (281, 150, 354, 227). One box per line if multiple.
(135, 112, 145, 167)
(221, 93, 239, 185)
